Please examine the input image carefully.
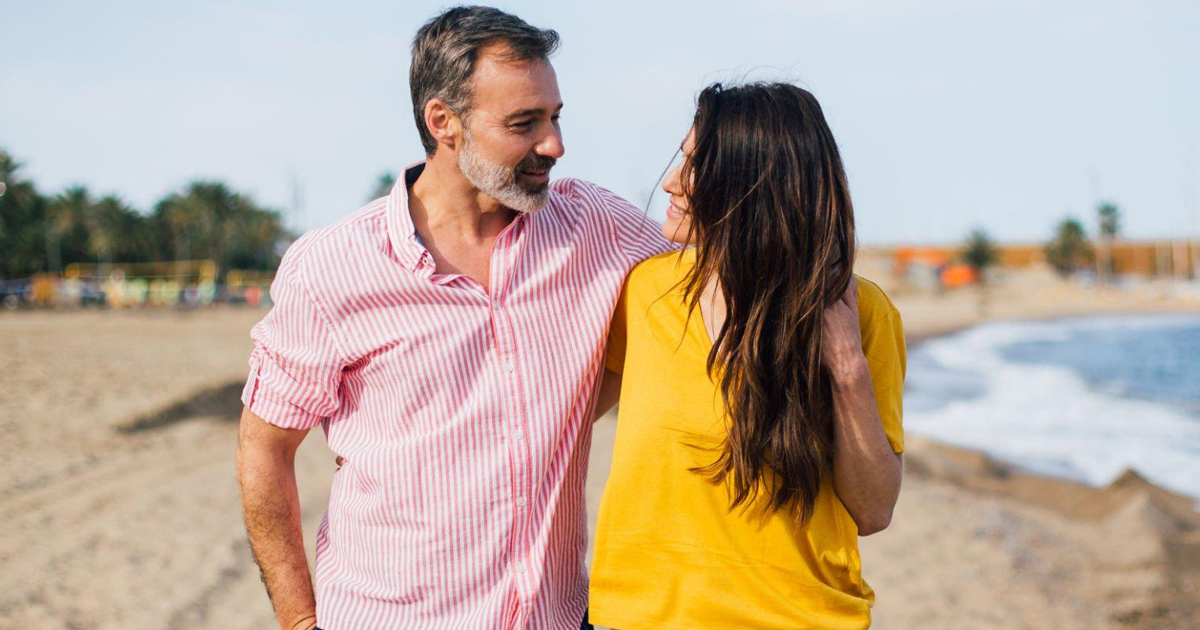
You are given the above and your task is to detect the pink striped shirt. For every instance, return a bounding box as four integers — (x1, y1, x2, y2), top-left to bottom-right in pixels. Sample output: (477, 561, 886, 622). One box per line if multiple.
(242, 163, 670, 630)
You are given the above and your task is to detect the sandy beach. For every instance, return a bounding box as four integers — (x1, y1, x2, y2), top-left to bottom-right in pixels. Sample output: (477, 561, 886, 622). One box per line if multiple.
(2, 276, 1198, 629)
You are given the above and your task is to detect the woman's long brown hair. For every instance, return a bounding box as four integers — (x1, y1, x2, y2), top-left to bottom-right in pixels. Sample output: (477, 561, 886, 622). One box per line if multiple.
(681, 82, 856, 521)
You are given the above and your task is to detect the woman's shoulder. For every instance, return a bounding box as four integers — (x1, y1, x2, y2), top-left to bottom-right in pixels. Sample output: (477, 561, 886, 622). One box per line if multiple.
(854, 275, 901, 323)
(625, 250, 692, 293)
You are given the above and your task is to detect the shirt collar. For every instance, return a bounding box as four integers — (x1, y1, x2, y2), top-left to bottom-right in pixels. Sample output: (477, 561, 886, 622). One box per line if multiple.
(386, 161, 430, 271)
(385, 160, 534, 272)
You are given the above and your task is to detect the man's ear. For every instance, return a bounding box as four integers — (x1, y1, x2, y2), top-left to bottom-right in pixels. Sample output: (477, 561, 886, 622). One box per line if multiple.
(424, 99, 461, 153)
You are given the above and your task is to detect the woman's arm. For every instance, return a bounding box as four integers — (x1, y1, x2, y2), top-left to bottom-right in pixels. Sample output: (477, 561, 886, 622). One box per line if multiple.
(822, 278, 903, 536)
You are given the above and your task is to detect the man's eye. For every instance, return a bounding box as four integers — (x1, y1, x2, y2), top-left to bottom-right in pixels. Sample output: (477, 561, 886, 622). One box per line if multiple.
(511, 121, 533, 129)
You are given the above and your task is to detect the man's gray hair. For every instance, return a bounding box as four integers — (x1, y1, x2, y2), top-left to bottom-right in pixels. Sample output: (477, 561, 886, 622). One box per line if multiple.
(410, 6, 560, 156)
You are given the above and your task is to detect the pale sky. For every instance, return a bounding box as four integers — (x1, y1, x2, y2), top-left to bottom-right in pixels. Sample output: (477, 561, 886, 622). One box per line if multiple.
(3, 0, 1198, 244)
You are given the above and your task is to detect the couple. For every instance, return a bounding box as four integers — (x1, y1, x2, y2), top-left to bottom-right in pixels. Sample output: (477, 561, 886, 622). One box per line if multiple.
(236, 6, 904, 630)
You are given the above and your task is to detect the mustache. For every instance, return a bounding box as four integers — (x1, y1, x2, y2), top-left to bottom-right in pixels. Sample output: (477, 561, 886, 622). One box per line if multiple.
(517, 155, 557, 172)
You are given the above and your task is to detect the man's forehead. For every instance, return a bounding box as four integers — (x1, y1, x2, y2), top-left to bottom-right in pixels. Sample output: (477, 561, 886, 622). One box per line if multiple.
(470, 48, 560, 113)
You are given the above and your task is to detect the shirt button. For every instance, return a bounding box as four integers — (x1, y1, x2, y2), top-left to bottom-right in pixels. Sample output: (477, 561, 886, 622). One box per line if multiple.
(513, 431, 523, 442)
(515, 561, 525, 574)
(516, 496, 527, 507)
(503, 361, 514, 374)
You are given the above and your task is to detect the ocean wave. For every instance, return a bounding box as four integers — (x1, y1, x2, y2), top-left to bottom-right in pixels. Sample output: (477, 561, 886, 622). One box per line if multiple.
(904, 314, 1200, 501)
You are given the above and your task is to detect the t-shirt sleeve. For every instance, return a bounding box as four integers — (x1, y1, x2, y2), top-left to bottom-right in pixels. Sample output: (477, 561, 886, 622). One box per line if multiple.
(605, 280, 631, 375)
(860, 293, 906, 454)
(241, 253, 346, 430)
(594, 185, 675, 266)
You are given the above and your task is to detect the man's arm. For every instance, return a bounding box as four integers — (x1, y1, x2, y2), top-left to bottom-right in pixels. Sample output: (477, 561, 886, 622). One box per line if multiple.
(236, 406, 318, 630)
(593, 369, 623, 422)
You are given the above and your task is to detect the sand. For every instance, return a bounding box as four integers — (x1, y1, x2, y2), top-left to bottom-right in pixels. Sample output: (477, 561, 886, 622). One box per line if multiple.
(0, 308, 328, 629)
(2, 276, 1199, 629)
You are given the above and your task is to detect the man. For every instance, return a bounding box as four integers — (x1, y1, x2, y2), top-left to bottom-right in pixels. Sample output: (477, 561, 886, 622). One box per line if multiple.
(236, 6, 670, 630)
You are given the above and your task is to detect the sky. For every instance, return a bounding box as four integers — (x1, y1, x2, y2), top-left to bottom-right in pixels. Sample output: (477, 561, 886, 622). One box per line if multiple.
(3, 0, 1199, 245)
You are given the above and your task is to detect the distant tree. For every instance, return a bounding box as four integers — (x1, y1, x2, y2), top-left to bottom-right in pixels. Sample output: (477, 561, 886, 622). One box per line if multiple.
(1098, 202, 1120, 239)
(225, 205, 288, 271)
(153, 181, 289, 279)
(46, 186, 95, 273)
(153, 190, 203, 264)
(962, 228, 999, 282)
(962, 228, 1000, 315)
(0, 149, 51, 278)
(370, 172, 396, 200)
(1045, 217, 1094, 277)
(1096, 202, 1120, 282)
(0, 147, 290, 281)
(88, 195, 149, 265)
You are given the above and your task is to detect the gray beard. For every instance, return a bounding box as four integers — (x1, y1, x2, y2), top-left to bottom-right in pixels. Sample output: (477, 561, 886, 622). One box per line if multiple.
(457, 131, 550, 213)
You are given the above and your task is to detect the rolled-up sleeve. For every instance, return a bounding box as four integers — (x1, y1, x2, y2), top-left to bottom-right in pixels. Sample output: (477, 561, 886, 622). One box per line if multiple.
(241, 253, 346, 430)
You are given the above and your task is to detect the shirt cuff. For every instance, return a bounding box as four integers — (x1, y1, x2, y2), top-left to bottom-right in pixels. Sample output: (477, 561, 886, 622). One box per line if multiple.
(241, 360, 326, 430)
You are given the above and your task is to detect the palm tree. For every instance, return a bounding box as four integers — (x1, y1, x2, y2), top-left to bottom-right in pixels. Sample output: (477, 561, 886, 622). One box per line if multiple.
(46, 186, 94, 274)
(1097, 202, 1120, 282)
(154, 193, 198, 266)
(188, 181, 239, 277)
(1045, 217, 1094, 277)
(1, 146, 292, 282)
(962, 228, 999, 282)
(962, 228, 999, 316)
(0, 149, 51, 278)
(153, 180, 289, 280)
(88, 195, 144, 266)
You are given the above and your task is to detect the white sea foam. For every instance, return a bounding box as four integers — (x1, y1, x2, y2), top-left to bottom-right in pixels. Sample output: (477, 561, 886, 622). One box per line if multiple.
(905, 315, 1200, 501)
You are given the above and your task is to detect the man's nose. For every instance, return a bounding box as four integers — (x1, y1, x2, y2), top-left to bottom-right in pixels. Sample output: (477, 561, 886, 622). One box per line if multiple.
(536, 125, 565, 159)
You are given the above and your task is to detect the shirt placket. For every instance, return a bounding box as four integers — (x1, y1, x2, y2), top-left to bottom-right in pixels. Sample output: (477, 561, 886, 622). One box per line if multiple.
(487, 220, 534, 624)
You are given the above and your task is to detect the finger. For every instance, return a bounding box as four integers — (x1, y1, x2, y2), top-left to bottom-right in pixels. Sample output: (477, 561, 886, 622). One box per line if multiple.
(335, 456, 345, 468)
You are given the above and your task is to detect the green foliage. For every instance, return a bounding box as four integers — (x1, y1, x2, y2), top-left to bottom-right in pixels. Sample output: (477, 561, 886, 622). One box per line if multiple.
(962, 228, 999, 275)
(47, 186, 96, 272)
(1045, 217, 1094, 276)
(89, 195, 151, 264)
(0, 150, 51, 278)
(370, 172, 397, 200)
(0, 147, 292, 279)
(1098, 202, 1120, 239)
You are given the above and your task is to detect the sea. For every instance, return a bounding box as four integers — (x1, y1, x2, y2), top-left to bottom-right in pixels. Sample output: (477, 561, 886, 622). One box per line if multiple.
(904, 312, 1200, 502)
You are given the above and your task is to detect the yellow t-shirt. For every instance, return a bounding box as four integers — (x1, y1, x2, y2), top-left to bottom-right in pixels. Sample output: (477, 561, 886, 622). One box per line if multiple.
(590, 250, 906, 630)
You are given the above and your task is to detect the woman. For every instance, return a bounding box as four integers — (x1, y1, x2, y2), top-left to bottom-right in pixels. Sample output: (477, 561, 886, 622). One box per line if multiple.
(589, 82, 906, 630)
